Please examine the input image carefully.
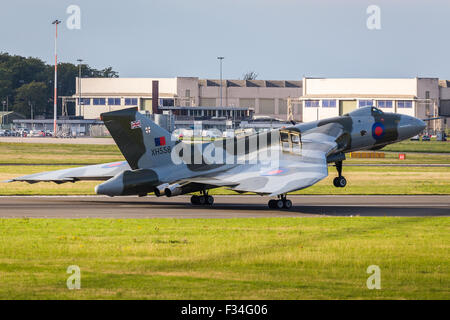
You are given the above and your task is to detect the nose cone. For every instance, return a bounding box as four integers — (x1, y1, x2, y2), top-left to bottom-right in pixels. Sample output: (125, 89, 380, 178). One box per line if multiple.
(416, 118, 427, 132)
(398, 116, 426, 140)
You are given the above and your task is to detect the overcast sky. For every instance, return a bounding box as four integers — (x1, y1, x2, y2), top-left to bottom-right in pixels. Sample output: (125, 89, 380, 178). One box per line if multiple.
(1, 0, 449, 80)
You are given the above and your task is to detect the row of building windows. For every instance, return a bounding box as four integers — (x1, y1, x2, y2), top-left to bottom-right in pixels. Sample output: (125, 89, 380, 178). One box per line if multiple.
(305, 99, 413, 108)
(78, 98, 138, 106)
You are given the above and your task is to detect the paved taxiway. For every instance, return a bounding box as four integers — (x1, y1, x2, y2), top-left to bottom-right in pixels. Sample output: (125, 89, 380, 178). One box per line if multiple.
(0, 195, 448, 218)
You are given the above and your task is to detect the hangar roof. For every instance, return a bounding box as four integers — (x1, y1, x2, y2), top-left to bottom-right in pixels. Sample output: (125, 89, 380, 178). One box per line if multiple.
(300, 94, 417, 99)
(199, 79, 302, 88)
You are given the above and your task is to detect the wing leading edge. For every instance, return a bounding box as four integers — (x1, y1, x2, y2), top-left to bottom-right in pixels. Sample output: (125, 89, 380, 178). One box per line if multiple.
(4, 161, 130, 184)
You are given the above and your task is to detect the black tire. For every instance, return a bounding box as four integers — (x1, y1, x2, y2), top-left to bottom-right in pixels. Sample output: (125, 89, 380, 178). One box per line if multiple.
(190, 195, 199, 205)
(276, 200, 284, 209)
(198, 196, 206, 205)
(333, 177, 340, 187)
(338, 176, 347, 188)
(268, 200, 276, 208)
(283, 199, 292, 209)
(206, 196, 214, 205)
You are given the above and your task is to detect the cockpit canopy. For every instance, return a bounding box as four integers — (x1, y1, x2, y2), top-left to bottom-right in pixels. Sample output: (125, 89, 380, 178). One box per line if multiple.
(345, 106, 384, 117)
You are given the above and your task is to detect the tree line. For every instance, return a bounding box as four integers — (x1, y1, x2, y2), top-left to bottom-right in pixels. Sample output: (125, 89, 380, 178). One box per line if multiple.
(0, 52, 118, 118)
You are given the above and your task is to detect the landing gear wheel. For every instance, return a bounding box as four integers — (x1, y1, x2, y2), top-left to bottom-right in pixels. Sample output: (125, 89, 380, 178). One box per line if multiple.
(276, 200, 284, 209)
(337, 176, 347, 188)
(333, 177, 340, 187)
(206, 195, 214, 205)
(268, 199, 277, 208)
(333, 160, 347, 188)
(190, 195, 199, 205)
(283, 199, 292, 209)
(198, 195, 206, 205)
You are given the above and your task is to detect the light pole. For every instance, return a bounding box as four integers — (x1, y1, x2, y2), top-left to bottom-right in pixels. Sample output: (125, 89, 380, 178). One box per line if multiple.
(28, 100, 34, 120)
(52, 19, 61, 135)
(77, 59, 83, 117)
(217, 56, 224, 108)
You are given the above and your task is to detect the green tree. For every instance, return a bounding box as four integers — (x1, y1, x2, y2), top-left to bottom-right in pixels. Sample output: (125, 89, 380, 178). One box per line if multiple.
(13, 81, 48, 118)
(0, 52, 119, 117)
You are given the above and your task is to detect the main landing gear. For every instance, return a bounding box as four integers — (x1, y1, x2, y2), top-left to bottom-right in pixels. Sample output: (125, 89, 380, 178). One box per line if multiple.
(333, 160, 347, 188)
(268, 194, 292, 209)
(190, 190, 214, 206)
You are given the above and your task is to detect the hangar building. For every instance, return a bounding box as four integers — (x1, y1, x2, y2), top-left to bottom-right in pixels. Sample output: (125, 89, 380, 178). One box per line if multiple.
(73, 76, 449, 133)
(73, 77, 303, 120)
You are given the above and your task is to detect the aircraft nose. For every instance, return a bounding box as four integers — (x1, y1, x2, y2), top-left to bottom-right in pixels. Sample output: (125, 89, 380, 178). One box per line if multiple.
(398, 115, 426, 140)
(416, 118, 426, 132)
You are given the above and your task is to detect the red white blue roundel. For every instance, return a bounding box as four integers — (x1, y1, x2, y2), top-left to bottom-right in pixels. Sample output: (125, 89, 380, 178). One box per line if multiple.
(372, 122, 385, 139)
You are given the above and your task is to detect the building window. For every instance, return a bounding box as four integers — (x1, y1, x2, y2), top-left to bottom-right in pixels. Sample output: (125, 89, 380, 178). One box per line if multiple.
(377, 100, 392, 108)
(322, 99, 336, 108)
(305, 100, 319, 107)
(78, 98, 90, 106)
(93, 98, 106, 105)
(359, 100, 373, 107)
(125, 98, 138, 106)
(160, 98, 174, 107)
(108, 98, 121, 105)
(397, 100, 412, 108)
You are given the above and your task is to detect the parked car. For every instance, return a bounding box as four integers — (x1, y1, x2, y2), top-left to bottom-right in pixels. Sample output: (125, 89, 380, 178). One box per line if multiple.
(422, 135, 431, 141)
(0, 130, 6, 136)
(410, 135, 420, 141)
(18, 128, 29, 137)
(31, 130, 45, 137)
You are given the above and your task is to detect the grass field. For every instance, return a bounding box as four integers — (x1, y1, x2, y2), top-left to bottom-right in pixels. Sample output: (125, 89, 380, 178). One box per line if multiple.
(1, 141, 449, 195)
(2, 165, 450, 195)
(0, 218, 447, 299)
(0, 141, 449, 165)
(0, 142, 122, 164)
(382, 140, 450, 153)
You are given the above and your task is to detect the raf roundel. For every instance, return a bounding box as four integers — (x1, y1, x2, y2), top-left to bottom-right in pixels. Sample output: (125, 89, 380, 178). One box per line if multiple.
(371, 122, 385, 139)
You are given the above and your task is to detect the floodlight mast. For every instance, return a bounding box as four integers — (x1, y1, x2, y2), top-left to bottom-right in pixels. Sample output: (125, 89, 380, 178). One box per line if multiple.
(217, 56, 224, 108)
(52, 19, 61, 135)
(77, 59, 83, 117)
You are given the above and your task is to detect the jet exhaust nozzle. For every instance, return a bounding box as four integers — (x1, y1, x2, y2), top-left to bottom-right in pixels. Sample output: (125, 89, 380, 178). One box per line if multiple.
(164, 184, 183, 197)
(95, 169, 160, 196)
(154, 183, 169, 197)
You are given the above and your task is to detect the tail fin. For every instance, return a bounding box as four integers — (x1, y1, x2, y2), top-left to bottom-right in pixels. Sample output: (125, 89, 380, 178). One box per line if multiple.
(101, 107, 176, 170)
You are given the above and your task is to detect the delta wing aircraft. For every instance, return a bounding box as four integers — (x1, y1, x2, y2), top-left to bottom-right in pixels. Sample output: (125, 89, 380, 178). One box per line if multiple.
(8, 106, 425, 209)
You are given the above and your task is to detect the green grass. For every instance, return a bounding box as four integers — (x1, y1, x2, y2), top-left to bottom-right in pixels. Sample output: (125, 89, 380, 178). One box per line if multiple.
(0, 142, 123, 164)
(0, 141, 449, 165)
(2, 165, 449, 195)
(382, 140, 450, 153)
(0, 218, 448, 299)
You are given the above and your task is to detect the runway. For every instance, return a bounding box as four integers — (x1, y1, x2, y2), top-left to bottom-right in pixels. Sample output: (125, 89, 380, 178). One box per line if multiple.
(0, 195, 448, 218)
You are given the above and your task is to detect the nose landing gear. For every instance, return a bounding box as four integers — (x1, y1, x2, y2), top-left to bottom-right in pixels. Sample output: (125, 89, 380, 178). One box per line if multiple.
(268, 194, 292, 209)
(333, 160, 347, 188)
